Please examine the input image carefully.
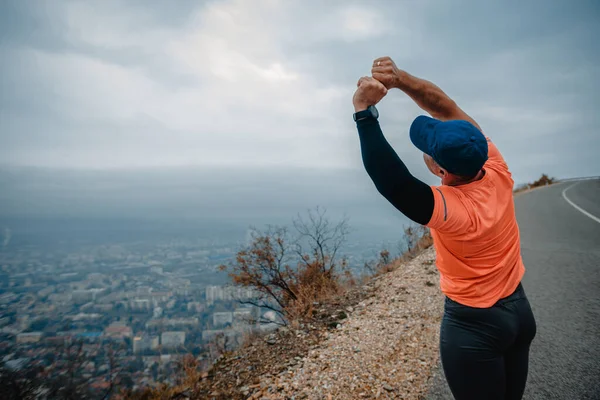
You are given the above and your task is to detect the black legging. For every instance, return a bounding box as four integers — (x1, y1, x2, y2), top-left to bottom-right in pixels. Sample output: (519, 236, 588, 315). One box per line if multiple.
(440, 283, 537, 400)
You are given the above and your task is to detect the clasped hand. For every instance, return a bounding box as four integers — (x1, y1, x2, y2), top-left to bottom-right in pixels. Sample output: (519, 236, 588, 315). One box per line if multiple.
(353, 56, 400, 112)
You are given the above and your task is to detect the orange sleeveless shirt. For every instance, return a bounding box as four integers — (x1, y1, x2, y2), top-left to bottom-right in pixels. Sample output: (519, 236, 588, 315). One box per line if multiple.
(426, 138, 525, 308)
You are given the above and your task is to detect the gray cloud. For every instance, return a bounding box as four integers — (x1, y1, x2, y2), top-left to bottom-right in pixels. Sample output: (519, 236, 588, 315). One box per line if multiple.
(0, 0, 598, 185)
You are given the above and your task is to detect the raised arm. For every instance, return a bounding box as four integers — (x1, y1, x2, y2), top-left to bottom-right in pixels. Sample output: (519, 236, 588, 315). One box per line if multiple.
(356, 116, 434, 225)
(371, 57, 482, 132)
(353, 76, 434, 225)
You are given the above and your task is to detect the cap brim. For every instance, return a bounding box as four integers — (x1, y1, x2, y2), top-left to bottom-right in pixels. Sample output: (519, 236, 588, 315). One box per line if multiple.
(410, 115, 441, 156)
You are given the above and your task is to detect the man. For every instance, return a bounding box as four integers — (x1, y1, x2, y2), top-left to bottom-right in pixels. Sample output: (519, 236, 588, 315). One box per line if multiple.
(352, 56, 537, 400)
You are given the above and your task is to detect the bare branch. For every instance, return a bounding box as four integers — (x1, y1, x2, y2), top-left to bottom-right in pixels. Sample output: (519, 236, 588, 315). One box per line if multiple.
(222, 207, 349, 324)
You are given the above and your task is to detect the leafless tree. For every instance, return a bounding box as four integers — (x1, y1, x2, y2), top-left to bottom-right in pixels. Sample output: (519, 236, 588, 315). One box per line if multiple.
(219, 207, 350, 325)
(293, 206, 350, 278)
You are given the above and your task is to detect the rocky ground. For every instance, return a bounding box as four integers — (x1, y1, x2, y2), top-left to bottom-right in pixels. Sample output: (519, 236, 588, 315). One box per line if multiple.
(193, 246, 445, 400)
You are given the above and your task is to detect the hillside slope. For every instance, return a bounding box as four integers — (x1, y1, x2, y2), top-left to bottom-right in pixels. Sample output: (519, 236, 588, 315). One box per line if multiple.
(271, 247, 443, 399)
(188, 247, 443, 400)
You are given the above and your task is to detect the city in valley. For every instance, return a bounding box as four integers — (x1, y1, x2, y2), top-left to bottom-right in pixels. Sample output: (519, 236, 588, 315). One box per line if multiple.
(0, 221, 399, 393)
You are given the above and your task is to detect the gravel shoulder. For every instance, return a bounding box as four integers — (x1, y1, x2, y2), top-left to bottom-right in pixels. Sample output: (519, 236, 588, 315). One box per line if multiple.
(275, 247, 443, 400)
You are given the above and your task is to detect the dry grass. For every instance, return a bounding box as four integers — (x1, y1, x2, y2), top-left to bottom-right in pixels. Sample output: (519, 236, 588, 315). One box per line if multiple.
(285, 269, 343, 325)
(372, 225, 434, 277)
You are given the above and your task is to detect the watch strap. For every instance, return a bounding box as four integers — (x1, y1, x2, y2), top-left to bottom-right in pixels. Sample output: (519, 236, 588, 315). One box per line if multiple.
(353, 105, 378, 122)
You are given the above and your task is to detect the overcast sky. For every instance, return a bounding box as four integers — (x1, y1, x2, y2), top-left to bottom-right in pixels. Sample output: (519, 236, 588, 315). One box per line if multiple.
(0, 0, 598, 184)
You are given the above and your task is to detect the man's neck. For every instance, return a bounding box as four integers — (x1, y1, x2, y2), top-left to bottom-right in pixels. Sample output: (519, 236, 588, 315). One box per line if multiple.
(445, 169, 485, 187)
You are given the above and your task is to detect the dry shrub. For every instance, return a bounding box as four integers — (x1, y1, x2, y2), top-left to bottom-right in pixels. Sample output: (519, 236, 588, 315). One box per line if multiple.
(124, 356, 202, 400)
(238, 328, 264, 349)
(339, 268, 359, 291)
(530, 173, 555, 187)
(368, 225, 433, 277)
(125, 384, 174, 400)
(399, 225, 433, 261)
(375, 249, 395, 275)
(286, 261, 342, 323)
(514, 173, 556, 193)
(219, 207, 349, 326)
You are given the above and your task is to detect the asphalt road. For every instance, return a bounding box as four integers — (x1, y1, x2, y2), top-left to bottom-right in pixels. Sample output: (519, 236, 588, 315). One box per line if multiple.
(426, 178, 600, 399)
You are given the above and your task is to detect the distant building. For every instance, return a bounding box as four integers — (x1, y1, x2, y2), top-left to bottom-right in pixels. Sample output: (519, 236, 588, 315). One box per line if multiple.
(45, 336, 67, 346)
(161, 331, 185, 348)
(201, 329, 237, 342)
(136, 286, 152, 295)
(174, 287, 190, 296)
(48, 293, 71, 305)
(213, 312, 233, 327)
(205, 285, 258, 305)
(94, 303, 113, 312)
(37, 286, 55, 298)
(233, 308, 253, 323)
(146, 317, 198, 329)
(16, 332, 43, 344)
(16, 315, 30, 330)
(153, 307, 163, 319)
(150, 266, 163, 274)
(74, 332, 103, 341)
(72, 289, 90, 304)
(70, 313, 103, 321)
(142, 356, 161, 367)
(205, 286, 221, 305)
(58, 272, 80, 282)
(187, 302, 204, 313)
(87, 273, 105, 282)
(129, 299, 152, 311)
(72, 289, 103, 304)
(104, 325, 132, 339)
(149, 291, 171, 304)
(167, 317, 198, 327)
(133, 336, 159, 353)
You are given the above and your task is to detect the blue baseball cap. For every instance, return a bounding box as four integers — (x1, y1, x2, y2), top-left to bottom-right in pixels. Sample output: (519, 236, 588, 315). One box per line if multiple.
(409, 115, 488, 177)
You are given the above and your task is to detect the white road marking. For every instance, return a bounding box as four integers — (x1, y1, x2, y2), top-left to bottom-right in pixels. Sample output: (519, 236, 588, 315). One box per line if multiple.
(562, 182, 600, 224)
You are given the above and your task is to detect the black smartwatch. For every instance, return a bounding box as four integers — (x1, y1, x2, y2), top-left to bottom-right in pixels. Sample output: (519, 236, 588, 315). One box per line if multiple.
(353, 105, 379, 122)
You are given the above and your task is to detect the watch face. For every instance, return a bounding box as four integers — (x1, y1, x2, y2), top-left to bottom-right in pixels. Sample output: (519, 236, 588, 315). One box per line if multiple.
(370, 106, 379, 119)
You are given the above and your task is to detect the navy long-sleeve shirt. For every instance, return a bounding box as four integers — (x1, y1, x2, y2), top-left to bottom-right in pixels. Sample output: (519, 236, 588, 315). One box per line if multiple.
(356, 117, 434, 225)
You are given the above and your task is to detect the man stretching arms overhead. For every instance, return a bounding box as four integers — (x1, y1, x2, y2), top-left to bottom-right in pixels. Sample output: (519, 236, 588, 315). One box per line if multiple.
(351, 56, 537, 400)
